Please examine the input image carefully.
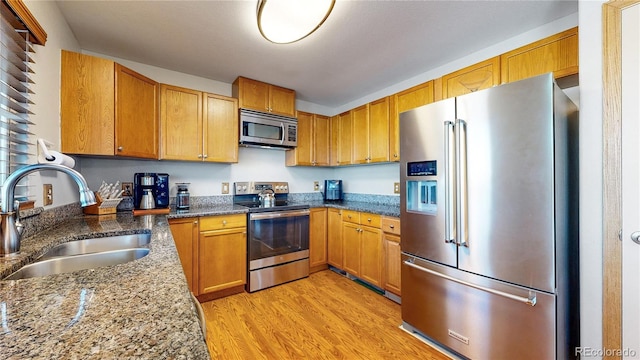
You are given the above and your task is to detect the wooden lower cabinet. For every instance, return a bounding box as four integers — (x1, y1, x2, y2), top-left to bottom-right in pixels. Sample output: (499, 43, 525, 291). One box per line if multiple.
(382, 216, 401, 296)
(169, 214, 247, 301)
(168, 217, 199, 293)
(341, 211, 383, 288)
(327, 208, 343, 267)
(309, 208, 328, 273)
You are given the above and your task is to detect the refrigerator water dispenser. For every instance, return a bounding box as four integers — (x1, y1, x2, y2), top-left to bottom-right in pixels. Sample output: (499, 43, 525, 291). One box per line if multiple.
(406, 180, 437, 215)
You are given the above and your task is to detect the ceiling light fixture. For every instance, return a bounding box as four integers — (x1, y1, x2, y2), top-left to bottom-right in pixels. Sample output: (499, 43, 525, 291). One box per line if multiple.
(257, 0, 335, 44)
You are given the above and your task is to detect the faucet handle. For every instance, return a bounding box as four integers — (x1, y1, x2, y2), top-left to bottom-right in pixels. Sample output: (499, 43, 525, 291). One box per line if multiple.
(13, 200, 23, 236)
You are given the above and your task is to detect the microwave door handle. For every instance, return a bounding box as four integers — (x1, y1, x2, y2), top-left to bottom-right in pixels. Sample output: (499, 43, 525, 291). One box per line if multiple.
(280, 123, 285, 144)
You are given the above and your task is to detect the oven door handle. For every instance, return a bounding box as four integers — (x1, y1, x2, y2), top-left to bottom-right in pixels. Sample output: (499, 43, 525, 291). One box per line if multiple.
(249, 209, 310, 220)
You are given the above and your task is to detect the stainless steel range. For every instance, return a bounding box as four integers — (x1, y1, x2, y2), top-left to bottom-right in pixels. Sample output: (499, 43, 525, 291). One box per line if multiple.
(234, 181, 310, 292)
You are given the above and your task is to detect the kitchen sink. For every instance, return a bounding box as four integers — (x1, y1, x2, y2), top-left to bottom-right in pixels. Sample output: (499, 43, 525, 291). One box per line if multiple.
(4, 248, 150, 280)
(38, 233, 151, 260)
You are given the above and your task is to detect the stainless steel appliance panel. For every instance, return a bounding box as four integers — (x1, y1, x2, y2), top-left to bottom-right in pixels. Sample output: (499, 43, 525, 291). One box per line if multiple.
(239, 109, 297, 148)
(248, 209, 310, 262)
(248, 258, 309, 292)
(401, 254, 555, 360)
(455, 75, 557, 293)
(400, 98, 457, 268)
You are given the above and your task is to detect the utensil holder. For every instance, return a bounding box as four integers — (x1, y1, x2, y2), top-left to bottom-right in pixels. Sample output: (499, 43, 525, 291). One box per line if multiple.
(83, 192, 122, 215)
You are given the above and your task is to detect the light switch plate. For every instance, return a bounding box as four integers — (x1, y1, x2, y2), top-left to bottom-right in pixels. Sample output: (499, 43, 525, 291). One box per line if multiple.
(222, 182, 229, 194)
(394, 182, 400, 194)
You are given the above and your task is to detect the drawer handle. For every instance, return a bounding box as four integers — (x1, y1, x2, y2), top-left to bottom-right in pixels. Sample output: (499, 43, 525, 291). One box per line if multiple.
(367, 218, 372, 222)
(389, 224, 395, 229)
(348, 215, 352, 219)
(222, 220, 227, 225)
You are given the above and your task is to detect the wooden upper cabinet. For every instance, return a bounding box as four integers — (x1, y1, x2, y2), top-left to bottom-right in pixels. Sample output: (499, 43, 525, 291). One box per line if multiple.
(160, 84, 203, 161)
(440, 57, 501, 99)
(232, 76, 296, 117)
(61, 50, 158, 158)
(500, 27, 578, 85)
(390, 81, 434, 162)
(61, 50, 115, 156)
(368, 97, 390, 163)
(115, 64, 159, 158)
(161, 84, 238, 163)
(336, 110, 353, 165)
(285, 111, 330, 166)
(203, 93, 239, 163)
(329, 115, 340, 166)
(351, 104, 369, 164)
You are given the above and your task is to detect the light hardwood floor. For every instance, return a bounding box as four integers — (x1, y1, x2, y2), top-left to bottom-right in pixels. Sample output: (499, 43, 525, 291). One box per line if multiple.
(201, 270, 451, 359)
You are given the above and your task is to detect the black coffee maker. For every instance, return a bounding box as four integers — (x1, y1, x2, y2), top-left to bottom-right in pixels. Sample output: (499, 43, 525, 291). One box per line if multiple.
(324, 180, 343, 202)
(134, 173, 170, 209)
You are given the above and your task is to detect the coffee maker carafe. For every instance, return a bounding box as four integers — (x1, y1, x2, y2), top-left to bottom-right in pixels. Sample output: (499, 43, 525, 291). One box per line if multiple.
(134, 173, 170, 209)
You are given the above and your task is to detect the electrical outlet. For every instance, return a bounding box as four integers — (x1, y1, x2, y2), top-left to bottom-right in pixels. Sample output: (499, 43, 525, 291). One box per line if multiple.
(313, 181, 319, 191)
(394, 182, 400, 194)
(43, 184, 53, 206)
(222, 182, 229, 194)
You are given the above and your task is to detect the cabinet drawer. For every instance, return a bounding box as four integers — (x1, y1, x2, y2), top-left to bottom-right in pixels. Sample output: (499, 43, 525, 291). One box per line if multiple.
(199, 214, 246, 231)
(360, 213, 381, 228)
(342, 210, 360, 224)
(381, 216, 400, 236)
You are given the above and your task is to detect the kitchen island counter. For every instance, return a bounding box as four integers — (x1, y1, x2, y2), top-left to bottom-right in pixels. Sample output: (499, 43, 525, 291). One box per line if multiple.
(0, 214, 210, 359)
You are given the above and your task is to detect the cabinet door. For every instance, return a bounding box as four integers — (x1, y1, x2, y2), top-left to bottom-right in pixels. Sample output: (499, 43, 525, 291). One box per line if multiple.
(390, 81, 434, 162)
(351, 104, 369, 164)
(199, 227, 247, 295)
(327, 208, 343, 268)
(234, 77, 270, 113)
(115, 64, 159, 159)
(291, 111, 314, 165)
(329, 115, 340, 166)
(61, 50, 115, 156)
(203, 93, 238, 163)
(342, 222, 361, 276)
(500, 27, 578, 84)
(368, 97, 390, 163)
(309, 208, 328, 272)
(168, 217, 199, 294)
(269, 85, 296, 117)
(314, 114, 331, 166)
(337, 111, 353, 165)
(360, 225, 382, 288)
(441, 57, 500, 99)
(383, 234, 401, 296)
(160, 84, 203, 161)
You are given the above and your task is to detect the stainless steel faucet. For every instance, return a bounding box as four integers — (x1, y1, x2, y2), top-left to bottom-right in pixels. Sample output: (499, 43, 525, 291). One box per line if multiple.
(0, 163, 97, 256)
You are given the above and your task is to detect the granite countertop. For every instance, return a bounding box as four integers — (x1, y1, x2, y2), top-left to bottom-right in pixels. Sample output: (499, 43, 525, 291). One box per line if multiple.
(0, 199, 397, 359)
(0, 214, 210, 359)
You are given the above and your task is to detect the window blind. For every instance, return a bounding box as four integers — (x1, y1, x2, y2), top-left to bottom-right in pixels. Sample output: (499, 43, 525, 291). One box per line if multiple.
(0, 1, 37, 205)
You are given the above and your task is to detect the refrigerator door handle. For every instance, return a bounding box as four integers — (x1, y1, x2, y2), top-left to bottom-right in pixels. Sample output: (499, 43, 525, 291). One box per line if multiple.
(403, 259, 537, 306)
(456, 119, 469, 247)
(444, 120, 456, 243)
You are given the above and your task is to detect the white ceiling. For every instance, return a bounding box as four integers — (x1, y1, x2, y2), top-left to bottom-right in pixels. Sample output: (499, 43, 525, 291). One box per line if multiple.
(54, 0, 578, 109)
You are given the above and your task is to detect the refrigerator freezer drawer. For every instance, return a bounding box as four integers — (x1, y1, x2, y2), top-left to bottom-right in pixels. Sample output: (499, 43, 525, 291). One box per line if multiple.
(401, 255, 557, 360)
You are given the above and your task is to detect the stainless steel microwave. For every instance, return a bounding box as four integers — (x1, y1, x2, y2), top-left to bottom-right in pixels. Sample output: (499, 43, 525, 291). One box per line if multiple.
(239, 109, 297, 148)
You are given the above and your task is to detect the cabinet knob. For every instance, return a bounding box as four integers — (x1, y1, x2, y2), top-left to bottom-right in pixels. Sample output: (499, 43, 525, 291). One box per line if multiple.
(394, 153, 398, 158)
(389, 224, 394, 229)
(367, 218, 372, 222)
(203, 154, 208, 159)
(222, 220, 227, 225)
(197, 154, 203, 158)
(117, 146, 123, 152)
(348, 215, 352, 219)
(194, 221, 198, 224)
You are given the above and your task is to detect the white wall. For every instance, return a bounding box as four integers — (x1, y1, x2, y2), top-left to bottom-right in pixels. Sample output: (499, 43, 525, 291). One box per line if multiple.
(578, 0, 605, 355)
(24, 1, 81, 208)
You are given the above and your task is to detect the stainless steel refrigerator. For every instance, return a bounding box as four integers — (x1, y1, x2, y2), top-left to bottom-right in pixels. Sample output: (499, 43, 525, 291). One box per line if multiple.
(399, 73, 579, 360)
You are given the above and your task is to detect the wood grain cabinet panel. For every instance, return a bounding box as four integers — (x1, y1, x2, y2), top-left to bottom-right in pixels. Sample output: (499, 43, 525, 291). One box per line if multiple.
(351, 104, 370, 164)
(62, 50, 158, 158)
(233, 76, 296, 117)
(198, 215, 247, 298)
(285, 111, 330, 166)
(441, 56, 501, 99)
(168, 217, 199, 293)
(341, 211, 383, 287)
(389, 81, 434, 162)
(160, 84, 238, 163)
(382, 216, 401, 296)
(309, 208, 328, 273)
(336, 111, 353, 165)
(327, 208, 343, 268)
(351, 99, 390, 165)
(500, 27, 578, 84)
